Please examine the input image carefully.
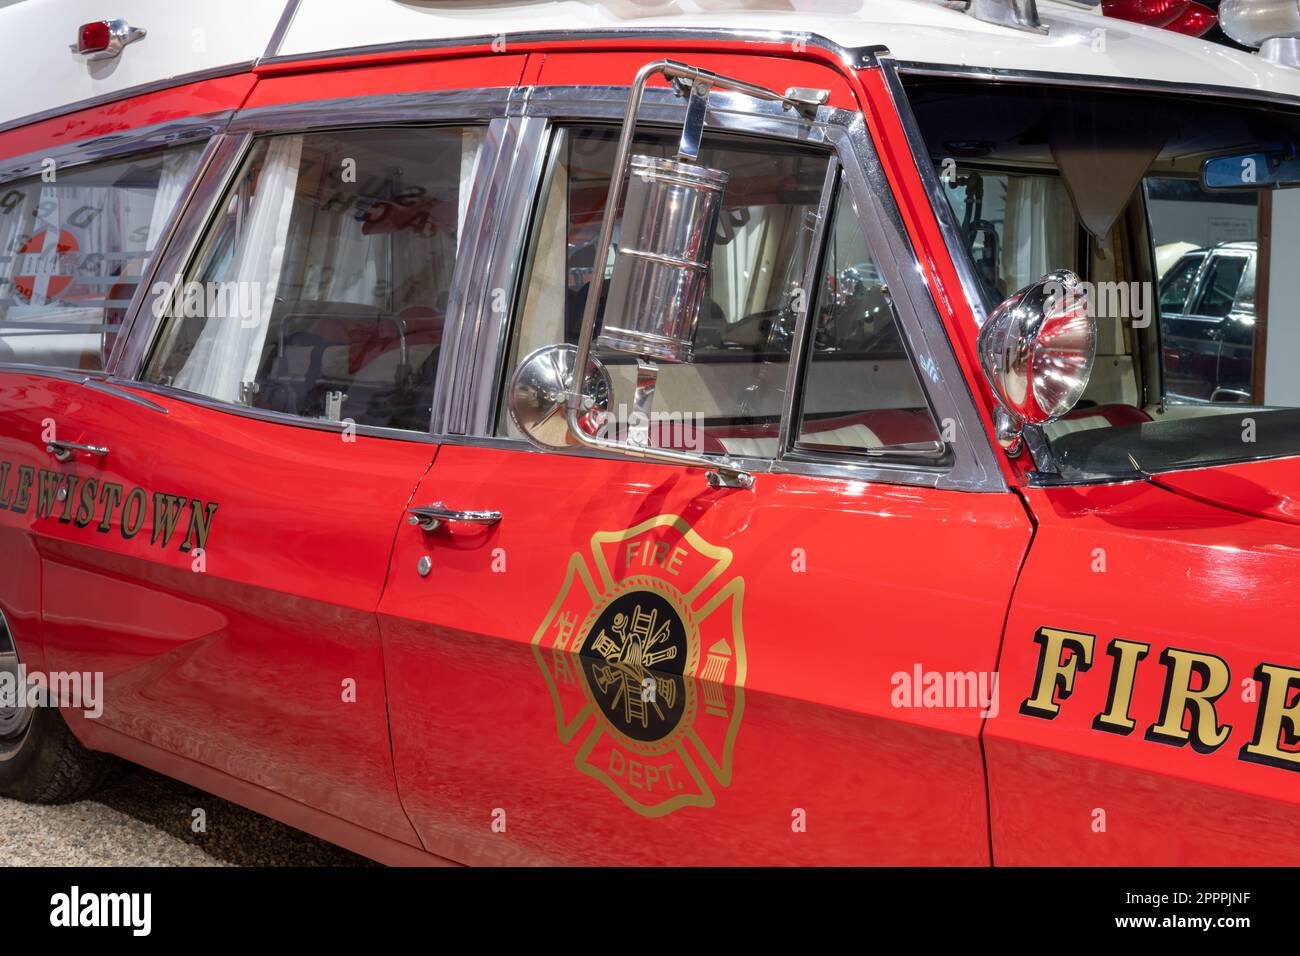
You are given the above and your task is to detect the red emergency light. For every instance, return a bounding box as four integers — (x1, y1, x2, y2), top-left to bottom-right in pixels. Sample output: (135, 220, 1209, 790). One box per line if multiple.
(70, 19, 146, 60)
(74, 21, 112, 54)
(1102, 0, 1219, 36)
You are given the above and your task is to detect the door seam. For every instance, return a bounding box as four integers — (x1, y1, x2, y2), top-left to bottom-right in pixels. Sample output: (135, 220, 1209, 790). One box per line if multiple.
(979, 487, 1038, 867)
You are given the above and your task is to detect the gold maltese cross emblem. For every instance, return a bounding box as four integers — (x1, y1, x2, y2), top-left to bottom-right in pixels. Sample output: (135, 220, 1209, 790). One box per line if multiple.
(532, 515, 747, 817)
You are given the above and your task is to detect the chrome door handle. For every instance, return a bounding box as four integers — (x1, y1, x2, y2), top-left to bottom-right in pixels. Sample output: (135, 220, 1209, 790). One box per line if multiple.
(407, 502, 502, 532)
(46, 440, 109, 463)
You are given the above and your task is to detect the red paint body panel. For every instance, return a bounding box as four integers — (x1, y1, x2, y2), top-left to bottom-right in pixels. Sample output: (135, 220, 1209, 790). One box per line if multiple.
(0, 74, 256, 162)
(76, 718, 451, 867)
(986, 476, 1300, 865)
(0, 375, 429, 848)
(377, 445, 1031, 865)
(1152, 457, 1300, 526)
(243, 55, 529, 109)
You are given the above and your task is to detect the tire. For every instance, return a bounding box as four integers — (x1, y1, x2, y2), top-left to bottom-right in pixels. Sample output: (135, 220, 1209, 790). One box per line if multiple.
(0, 704, 123, 804)
(0, 613, 122, 803)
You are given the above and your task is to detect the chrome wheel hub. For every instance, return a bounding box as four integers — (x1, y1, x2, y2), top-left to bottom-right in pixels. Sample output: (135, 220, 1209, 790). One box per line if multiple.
(0, 615, 33, 743)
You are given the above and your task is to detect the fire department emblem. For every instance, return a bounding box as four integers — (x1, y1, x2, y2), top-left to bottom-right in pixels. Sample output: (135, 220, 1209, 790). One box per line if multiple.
(532, 515, 746, 817)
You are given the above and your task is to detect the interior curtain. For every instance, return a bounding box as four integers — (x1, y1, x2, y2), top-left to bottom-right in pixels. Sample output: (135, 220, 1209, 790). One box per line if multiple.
(1000, 175, 1076, 295)
(144, 147, 203, 252)
(173, 135, 304, 402)
(712, 211, 762, 323)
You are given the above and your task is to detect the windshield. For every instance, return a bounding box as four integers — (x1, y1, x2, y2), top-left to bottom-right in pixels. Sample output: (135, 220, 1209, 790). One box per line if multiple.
(905, 77, 1300, 480)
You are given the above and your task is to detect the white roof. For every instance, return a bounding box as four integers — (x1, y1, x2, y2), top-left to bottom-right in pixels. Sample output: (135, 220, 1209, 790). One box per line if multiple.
(279, 0, 1300, 100)
(3, 0, 1300, 132)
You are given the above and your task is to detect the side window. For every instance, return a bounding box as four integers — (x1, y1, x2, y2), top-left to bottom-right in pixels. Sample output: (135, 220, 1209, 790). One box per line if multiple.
(143, 126, 485, 432)
(795, 189, 943, 456)
(0, 146, 203, 370)
(1158, 254, 1202, 314)
(498, 126, 831, 457)
(1189, 253, 1249, 318)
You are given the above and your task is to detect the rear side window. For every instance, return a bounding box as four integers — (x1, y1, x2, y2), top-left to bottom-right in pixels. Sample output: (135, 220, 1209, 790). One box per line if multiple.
(143, 126, 485, 433)
(0, 146, 202, 370)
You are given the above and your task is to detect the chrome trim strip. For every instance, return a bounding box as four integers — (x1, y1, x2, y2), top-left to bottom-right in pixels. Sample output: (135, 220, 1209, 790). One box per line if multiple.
(262, 0, 302, 62)
(0, 63, 255, 138)
(523, 83, 839, 130)
(120, 380, 438, 444)
(779, 158, 840, 457)
(877, 61, 988, 329)
(0, 364, 101, 384)
(0, 112, 232, 186)
(85, 379, 168, 413)
(452, 117, 551, 436)
(259, 28, 889, 71)
(427, 432, 965, 488)
(431, 116, 536, 435)
(893, 60, 1300, 110)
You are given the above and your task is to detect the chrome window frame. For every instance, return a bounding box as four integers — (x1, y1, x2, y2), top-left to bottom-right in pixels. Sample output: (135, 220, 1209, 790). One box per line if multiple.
(444, 84, 1005, 493)
(111, 89, 520, 444)
(0, 112, 230, 380)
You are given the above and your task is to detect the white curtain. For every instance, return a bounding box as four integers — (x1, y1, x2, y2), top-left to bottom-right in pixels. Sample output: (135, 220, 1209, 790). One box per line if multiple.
(173, 136, 303, 402)
(145, 147, 203, 251)
(712, 211, 762, 323)
(1001, 175, 1076, 295)
(298, 201, 379, 306)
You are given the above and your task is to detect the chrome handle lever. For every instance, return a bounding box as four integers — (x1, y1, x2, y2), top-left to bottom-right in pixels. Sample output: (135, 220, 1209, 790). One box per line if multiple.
(46, 440, 109, 464)
(407, 502, 502, 532)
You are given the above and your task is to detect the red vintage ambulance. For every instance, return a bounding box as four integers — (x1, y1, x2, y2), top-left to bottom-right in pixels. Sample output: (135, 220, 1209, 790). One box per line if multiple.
(1, 0, 1299, 867)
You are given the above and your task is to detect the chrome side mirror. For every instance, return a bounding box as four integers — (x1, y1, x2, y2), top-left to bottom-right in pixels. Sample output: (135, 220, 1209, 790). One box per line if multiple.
(978, 270, 1096, 451)
(552, 59, 822, 491)
(508, 345, 612, 451)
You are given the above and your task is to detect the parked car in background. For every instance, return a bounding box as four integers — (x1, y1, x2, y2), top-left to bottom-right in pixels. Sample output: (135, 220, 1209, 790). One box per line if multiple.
(1159, 241, 1257, 402)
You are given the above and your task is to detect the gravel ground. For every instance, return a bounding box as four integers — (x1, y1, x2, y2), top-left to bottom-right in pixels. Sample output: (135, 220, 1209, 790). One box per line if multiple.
(0, 765, 377, 866)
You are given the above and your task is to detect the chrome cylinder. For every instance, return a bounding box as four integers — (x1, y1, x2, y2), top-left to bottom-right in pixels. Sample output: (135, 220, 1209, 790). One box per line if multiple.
(597, 155, 729, 363)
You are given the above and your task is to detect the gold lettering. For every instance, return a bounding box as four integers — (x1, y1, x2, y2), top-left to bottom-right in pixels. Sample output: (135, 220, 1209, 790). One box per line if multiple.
(1145, 647, 1232, 753)
(1020, 626, 1095, 719)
